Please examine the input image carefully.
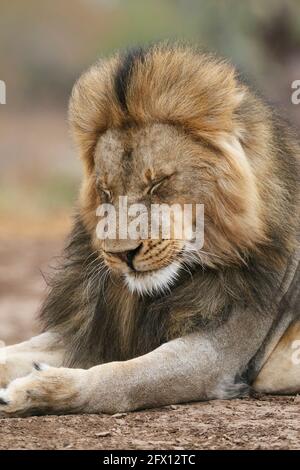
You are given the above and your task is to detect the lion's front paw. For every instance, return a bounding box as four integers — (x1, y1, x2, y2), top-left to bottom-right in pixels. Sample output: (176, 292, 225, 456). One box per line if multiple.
(0, 355, 40, 389)
(0, 363, 83, 417)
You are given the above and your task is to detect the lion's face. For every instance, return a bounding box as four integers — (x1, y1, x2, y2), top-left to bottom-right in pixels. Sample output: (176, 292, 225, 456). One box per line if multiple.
(79, 122, 264, 295)
(70, 45, 270, 296)
(89, 123, 199, 294)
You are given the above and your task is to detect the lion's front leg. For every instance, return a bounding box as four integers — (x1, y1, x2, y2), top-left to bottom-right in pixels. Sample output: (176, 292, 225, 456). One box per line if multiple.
(0, 336, 217, 416)
(0, 307, 275, 417)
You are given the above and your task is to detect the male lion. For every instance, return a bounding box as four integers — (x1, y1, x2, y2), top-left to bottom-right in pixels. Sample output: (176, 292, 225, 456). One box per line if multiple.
(0, 44, 299, 416)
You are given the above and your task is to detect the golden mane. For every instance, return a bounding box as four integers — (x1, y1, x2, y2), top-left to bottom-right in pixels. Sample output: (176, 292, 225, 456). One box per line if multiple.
(69, 44, 244, 174)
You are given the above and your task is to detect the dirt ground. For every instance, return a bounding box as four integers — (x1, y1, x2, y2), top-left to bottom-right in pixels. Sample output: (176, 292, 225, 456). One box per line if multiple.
(0, 237, 299, 450)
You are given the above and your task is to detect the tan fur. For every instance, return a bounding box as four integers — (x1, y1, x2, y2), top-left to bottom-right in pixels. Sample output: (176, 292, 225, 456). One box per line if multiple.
(254, 320, 300, 394)
(79, 123, 267, 271)
(70, 45, 297, 270)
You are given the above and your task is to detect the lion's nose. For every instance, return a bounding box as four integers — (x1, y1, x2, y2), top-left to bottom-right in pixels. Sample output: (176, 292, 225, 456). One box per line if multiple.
(108, 244, 142, 270)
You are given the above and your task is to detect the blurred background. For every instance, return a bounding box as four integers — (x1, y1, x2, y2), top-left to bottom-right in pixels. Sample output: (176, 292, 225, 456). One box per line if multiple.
(0, 0, 300, 343)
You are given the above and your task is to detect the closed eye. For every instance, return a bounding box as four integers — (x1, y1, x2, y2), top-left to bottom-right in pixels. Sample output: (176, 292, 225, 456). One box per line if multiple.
(100, 188, 111, 199)
(96, 180, 111, 201)
(149, 180, 164, 195)
(147, 175, 173, 196)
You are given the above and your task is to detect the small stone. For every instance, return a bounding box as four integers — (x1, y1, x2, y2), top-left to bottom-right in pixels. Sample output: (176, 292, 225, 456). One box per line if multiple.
(62, 442, 73, 448)
(95, 431, 111, 437)
(112, 413, 127, 419)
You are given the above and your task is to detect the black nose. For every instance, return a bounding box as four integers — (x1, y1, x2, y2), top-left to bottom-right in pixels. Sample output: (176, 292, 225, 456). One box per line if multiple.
(112, 245, 142, 270)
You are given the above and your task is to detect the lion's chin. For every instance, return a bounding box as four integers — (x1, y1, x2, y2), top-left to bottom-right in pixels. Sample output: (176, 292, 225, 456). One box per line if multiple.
(124, 261, 181, 296)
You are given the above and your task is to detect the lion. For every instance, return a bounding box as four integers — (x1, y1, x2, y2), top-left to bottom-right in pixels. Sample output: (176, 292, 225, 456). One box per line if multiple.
(0, 43, 299, 416)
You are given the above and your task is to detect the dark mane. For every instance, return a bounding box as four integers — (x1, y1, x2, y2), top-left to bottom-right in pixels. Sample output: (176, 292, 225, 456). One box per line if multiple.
(114, 46, 147, 112)
(39, 215, 286, 368)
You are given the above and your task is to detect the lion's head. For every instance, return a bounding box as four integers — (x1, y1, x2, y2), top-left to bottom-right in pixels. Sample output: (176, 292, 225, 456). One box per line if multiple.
(68, 44, 293, 296)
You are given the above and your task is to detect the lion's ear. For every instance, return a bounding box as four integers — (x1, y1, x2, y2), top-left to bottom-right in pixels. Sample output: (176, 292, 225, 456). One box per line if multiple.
(212, 131, 267, 253)
(68, 56, 123, 176)
(216, 133, 256, 196)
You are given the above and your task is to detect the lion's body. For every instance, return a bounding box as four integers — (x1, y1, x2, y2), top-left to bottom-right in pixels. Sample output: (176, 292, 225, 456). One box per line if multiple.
(0, 44, 299, 416)
(43, 43, 300, 379)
